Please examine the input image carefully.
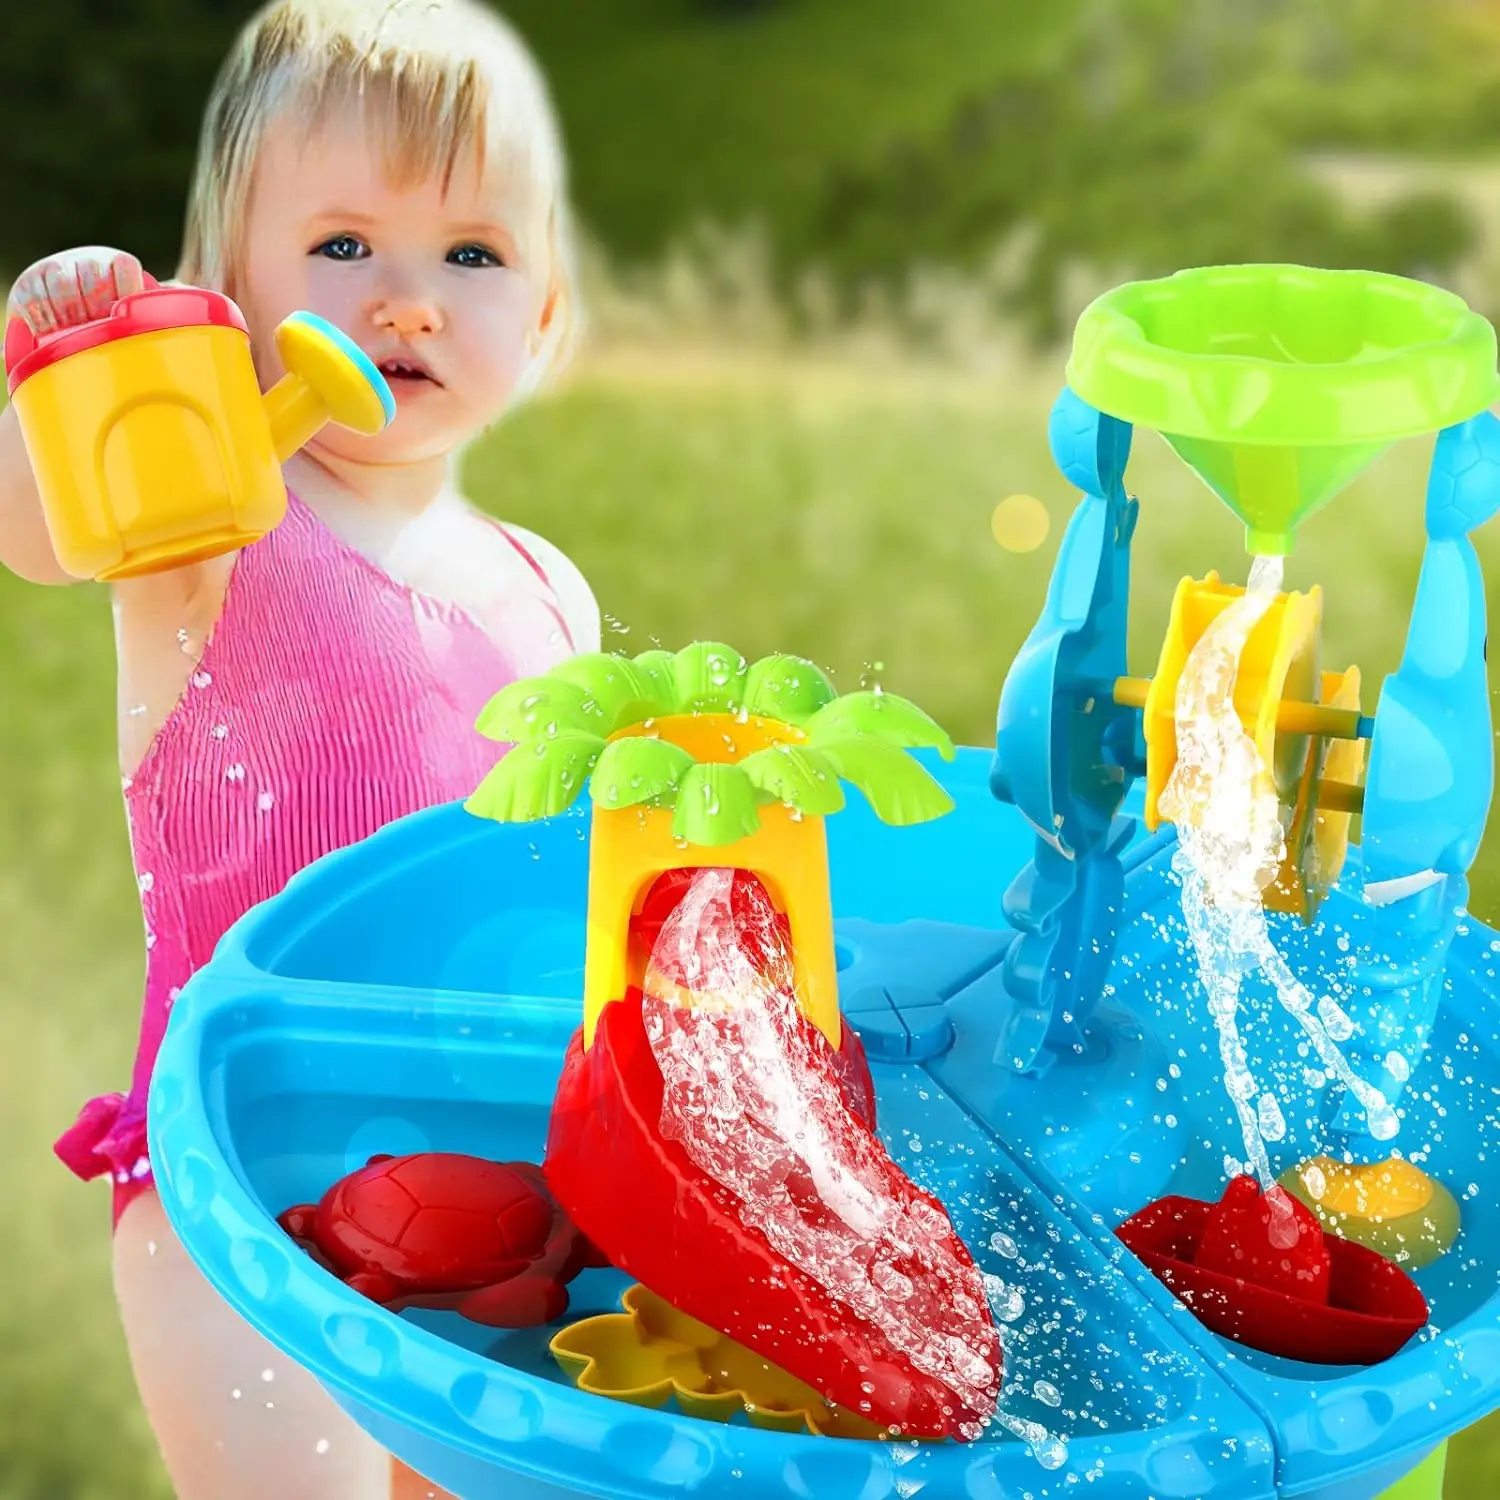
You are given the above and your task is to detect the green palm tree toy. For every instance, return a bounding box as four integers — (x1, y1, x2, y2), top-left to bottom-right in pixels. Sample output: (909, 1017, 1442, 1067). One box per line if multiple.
(465, 642, 957, 1050)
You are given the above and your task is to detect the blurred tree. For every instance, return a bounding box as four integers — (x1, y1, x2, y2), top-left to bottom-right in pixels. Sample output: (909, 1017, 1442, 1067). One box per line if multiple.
(692, 0, 783, 13)
(0, 0, 241, 277)
(802, 0, 1488, 339)
(0, 0, 1495, 323)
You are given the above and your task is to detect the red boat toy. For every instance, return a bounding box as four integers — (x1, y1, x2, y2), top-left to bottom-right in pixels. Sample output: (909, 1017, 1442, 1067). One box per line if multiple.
(280, 1153, 607, 1326)
(1116, 1175, 1429, 1365)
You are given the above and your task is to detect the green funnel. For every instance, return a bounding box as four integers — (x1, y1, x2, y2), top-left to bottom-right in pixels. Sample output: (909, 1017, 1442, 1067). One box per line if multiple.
(1066, 265, 1500, 555)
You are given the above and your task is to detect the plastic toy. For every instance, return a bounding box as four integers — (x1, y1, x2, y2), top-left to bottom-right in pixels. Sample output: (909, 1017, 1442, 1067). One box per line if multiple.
(629, 867, 880, 1129)
(549, 1282, 886, 1439)
(4, 275, 394, 580)
(1116, 1176, 1429, 1365)
(278, 1153, 604, 1326)
(468, 645, 1002, 1440)
(146, 263, 1500, 1500)
(467, 643, 960, 1051)
(1278, 1155, 1462, 1270)
(992, 264, 1498, 1257)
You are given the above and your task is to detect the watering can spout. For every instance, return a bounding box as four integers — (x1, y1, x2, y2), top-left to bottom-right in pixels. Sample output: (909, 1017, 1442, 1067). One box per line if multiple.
(265, 312, 396, 462)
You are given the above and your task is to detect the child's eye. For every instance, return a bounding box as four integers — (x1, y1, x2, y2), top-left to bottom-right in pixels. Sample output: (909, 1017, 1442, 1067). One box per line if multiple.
(448, 243, 505, 269)
(313, 234, 370, 261)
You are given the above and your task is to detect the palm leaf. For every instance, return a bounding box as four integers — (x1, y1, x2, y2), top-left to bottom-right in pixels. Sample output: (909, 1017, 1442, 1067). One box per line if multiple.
(814, 737, 955, 826)
(465, 735, 604, 822)
(671, 762, 762, 845)
(590, 735, 697, 810)
(475, 678, 605, 744)
(739, 744, 845, 816)
(550, 653, 674, 734)
(740, 653, 837, 725)
(672, 641, 749, 714)
(631, 649, 681, 715)
(805, 690, 955, 760)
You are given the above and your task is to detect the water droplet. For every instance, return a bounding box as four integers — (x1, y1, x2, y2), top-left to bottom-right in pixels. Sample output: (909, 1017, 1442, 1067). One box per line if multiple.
(261, 1368, 275, 1383)
(192, 670, 213, 690)
(1257, 1092, 1286, 1142)
(989, 1231, 1020, 1260)
(225, 764, 246, 783)
(257, 791, 275, 812)
(1035, 1436, 1068, 1469)
(1316, 995, 1355, 1042)
(315, 1438, 330, 1455)
(1369, 1101, 1400, 1141)
(1033, 1379, 1062, 1408)
(137, 871, 155, 894)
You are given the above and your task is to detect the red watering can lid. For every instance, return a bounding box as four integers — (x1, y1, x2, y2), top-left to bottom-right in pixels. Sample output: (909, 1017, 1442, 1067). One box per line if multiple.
(4, 275, 249, 396)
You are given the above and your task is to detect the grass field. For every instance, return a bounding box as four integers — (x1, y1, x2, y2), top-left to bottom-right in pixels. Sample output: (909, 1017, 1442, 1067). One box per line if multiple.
(1, 343, 1498, 1496)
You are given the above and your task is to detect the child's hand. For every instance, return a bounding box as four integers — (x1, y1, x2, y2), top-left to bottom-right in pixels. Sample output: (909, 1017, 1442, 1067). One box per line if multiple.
(7, 247, 145, 336)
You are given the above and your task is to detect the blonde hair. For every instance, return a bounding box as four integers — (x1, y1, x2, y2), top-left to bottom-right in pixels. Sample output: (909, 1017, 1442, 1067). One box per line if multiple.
(179, 0, 579, 380)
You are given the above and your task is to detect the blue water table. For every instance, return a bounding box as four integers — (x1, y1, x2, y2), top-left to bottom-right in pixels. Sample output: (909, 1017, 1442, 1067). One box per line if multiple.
(151, 265, 1500, 1500)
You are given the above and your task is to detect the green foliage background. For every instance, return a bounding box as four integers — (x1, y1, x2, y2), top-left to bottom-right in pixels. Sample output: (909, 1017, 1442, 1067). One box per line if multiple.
(8, 0, 1500, 326)
(4, 1, 1500, 1496)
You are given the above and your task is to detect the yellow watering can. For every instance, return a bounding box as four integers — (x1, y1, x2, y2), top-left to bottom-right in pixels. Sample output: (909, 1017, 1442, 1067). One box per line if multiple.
(4, 276, 395, 581)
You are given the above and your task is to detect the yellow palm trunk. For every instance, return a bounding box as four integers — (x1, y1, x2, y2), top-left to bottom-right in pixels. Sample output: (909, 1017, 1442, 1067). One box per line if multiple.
(581, 713, 842, 1050)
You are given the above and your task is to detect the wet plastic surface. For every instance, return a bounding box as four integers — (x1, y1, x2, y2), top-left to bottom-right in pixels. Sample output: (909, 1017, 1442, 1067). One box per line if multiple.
(151, 749, 1498, 1499)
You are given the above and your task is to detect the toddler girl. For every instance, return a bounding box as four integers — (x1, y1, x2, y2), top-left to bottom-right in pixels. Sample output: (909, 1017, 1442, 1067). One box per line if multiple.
(0, 2, 598, 1496)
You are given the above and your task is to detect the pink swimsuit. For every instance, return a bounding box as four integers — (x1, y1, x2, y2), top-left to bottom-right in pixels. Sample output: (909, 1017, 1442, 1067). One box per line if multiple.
(52, 491, 574, 1226)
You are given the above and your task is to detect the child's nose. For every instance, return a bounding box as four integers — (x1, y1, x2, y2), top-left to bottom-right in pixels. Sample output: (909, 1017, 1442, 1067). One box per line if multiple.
(372, 295, 443, 337)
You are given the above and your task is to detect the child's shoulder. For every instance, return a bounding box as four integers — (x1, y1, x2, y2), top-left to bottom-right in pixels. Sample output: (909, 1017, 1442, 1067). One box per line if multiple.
(456, 499, 601, 656)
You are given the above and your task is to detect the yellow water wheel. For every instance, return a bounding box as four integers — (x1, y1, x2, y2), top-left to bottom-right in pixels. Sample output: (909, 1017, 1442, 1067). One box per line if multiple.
(1117, 572, 1369, 923)
(1269, 665, 1369, 920)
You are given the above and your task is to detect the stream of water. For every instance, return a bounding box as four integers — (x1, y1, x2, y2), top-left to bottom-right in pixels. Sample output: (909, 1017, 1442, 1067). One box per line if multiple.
(1160, 556, 1397, 1232)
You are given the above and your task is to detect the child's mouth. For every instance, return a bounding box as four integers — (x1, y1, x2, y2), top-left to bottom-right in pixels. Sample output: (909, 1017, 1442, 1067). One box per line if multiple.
(376, 356, 441, 389)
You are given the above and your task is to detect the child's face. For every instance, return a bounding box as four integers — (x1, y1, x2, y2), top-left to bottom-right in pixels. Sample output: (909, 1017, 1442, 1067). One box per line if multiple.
(240, 106, 547, 466)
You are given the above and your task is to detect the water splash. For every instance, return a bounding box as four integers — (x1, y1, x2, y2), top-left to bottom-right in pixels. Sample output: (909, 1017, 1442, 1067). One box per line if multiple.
(641, 868, 998, 1432)
(1160, 555, 1397, 1203)
(992, 1408, 1069, 1468)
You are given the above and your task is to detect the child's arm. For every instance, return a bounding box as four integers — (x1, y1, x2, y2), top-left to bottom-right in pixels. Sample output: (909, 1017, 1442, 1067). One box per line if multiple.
(0, 408, 73, 584)
(1, 248, 148, 586)
(505, 525, 603, 655)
